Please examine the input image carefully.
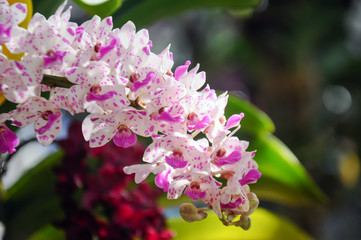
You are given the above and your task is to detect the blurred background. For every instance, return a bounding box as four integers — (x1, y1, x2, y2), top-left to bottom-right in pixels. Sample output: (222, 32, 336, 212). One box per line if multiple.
(1, 0, 361, 239)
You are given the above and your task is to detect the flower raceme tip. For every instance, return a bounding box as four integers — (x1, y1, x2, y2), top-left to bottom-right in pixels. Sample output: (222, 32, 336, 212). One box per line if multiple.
(0, 0, 261, 227)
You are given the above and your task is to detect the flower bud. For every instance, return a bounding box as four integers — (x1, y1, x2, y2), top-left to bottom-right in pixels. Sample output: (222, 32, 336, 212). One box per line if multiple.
(244, 192, 259, 216)
(179, 203, 208, 223)
(237, 215, 251, 230)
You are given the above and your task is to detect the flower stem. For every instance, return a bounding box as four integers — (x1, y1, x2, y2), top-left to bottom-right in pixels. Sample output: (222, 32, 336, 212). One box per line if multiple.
(197, 206, 212, 212)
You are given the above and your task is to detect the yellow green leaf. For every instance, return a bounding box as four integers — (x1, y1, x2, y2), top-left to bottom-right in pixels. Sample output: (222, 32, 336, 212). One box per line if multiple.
(250, 134, 327, 205)
(168, 208, 313, 240)
(225, 93, 275, 135)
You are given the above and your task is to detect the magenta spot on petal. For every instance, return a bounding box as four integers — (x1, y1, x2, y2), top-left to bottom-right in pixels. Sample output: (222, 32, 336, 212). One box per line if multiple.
(66, 68, 76, 75)
(15, 3, 26, 13)
(106, 17, 112, 26)
(149, 125, 154, 132)
(148, 40, 153, 48)
(67, 27, 75, 36)
(12, 120, 22, 127)
(15, 61, 25, 70)
(0, 24, 12, 45)
(143, 46, 150, 56)
(76, 26, 84, 34)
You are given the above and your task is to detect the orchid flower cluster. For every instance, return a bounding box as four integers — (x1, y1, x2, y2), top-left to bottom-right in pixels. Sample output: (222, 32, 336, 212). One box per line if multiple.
(0, 0, 261, 227)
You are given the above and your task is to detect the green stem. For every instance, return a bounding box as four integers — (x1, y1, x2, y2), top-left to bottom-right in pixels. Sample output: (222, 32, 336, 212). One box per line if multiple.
(41, 74, 75, 89)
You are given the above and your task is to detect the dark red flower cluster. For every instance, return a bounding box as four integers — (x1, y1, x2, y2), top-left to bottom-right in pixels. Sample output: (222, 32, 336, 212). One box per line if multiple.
(54, 121, 173, 240)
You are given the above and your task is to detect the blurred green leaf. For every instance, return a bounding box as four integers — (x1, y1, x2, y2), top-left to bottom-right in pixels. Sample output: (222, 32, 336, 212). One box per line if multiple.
(3, 151, 64, 240)
(250, 134, 327, 205)
(73, 0, 122, 18)
(168, 208, 313, 240)
(33, 0, 64, 18)
(225, 93, 275, 135)
(29, 225, 65, 240)
(113, 0, 262, 28)
(230, 8, 255, 18)
(225, 94, 326, 205)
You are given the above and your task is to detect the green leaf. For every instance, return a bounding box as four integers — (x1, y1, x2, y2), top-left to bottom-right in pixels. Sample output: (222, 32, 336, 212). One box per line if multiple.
(33, 0, 64, 18)
(225, 93, 275, 135)
(113, 0, 262, 28)
(168, 208, 313, 240)
(250, 134, 327, 205)
(223, 94, 326, 205)
(3, 151, 64, 240)
(73, 0, 122, 18)
(29, 225, 65, 240)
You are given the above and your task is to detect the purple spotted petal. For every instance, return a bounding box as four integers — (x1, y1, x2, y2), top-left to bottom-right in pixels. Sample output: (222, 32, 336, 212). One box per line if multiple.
(174, 60, 191, 81)
(0, 123, 19, 154)
(239, 169, 262, 186)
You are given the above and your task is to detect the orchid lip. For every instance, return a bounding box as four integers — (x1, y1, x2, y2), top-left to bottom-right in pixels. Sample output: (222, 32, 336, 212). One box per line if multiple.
(154, 111, 184, 123)
(239, 169, 262, 186)
(113, 125, 137, 148)
(212, 150, 242, 167)
(43, 50, 66, 68)
(165, 150, 187, 169)
(220, 198, 244, 209)
(36, 111, 61, 135)
(130, 71, 155, 92)
(86, 91, 117, 102)
(184, 182, 206, 201)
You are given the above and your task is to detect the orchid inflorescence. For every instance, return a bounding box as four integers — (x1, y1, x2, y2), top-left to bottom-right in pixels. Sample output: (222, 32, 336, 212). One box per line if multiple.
(0, 0, 261, 227)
